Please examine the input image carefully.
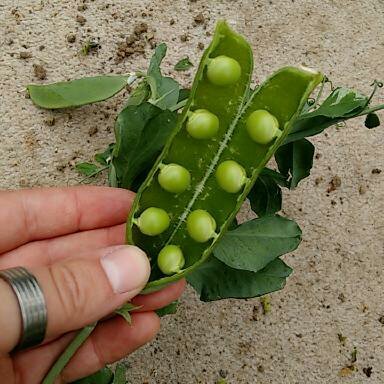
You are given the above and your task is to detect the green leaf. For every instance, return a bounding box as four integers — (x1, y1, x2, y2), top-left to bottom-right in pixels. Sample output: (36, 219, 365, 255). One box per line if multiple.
(75, 162, 99, 177)
(156, 301, 178, 317)
(174, 57, 193, 71)
(151, 77, 180, 110)
(112, 102, 178, 189)
(125, 80, 151, 107)
(275, 139, 315, 189)
(304, 87, 367, 118)
(147, 43, 180, 109)
(365, 112, 380, 128)
(248, 174, 282, 216)
(147, 43, 167, 80)
(260, 168, 289, 188)
(214, 215, 301, 272)
(115, 303, 141, 325)
(285, 87, 369, 144)
(187, 257, 292, 301)
(112, 364, 127, 384)
(71, 367, 114, 384)
(178, 88, 190, 102)
(27, 75, 128, 109)
(95, 144, 115, 166)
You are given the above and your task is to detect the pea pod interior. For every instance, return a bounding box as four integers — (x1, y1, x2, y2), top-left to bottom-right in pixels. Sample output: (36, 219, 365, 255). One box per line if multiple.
(127, 21, 323, 293)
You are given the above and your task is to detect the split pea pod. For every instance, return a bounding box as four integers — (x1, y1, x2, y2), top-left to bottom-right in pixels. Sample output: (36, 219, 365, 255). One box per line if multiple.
(127, 21, 322, 293)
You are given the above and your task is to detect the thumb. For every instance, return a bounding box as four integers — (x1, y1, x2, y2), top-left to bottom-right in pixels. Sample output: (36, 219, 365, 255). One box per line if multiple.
(0, 245, 150, 353)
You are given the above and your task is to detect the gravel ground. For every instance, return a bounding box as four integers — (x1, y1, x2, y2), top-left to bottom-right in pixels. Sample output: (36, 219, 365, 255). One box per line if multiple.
(0, 0, 383, 383)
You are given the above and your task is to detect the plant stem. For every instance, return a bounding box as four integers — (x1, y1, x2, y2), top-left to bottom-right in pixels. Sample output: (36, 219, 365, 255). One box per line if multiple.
(356, 103, 384, 117)
(312, 76, 327, 108)
(42, 323, 97, 384)
(80, 166, 109, 183)
(169, 99, 187, 112)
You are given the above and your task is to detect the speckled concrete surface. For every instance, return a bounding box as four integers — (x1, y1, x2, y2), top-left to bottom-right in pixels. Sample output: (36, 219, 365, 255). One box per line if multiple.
(1, 0, 384, 383)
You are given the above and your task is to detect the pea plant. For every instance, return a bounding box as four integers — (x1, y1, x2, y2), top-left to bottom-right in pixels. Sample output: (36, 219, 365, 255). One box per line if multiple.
(27, 21, 383, 384)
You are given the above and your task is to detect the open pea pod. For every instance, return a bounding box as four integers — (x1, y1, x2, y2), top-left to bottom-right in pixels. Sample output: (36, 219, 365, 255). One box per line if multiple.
(126, 21, 323, 293)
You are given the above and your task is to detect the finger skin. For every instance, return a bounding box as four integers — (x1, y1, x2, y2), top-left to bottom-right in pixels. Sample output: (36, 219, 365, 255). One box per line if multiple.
(132, 279, 186, 312)
(0, 247, 150, 353)
(9, 312, 160, 384)
(6, 333, 74, 384)
(0, 224, 126, 270)
(61, 313, 160, 383)
(0, 186, 134, 253)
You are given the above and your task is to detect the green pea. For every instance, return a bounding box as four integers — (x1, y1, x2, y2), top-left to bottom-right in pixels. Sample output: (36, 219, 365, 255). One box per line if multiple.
(246, 109, 282, 145)
(186, 209, 217, 243)
(157, 245, 185, 275)
(136, 207, 170, 236)
(158, 163, 191, 194)
(215, 160, 247, 193)
(206, 55, 242, 86)
(186, 109, 219, 139)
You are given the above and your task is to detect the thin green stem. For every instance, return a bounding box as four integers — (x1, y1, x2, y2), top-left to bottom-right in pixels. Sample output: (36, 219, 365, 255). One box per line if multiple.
(313, 76, 327, 108)
(150, 87, 178, 107)
(42, 323, 97, 384)
(361, 80, 383, 110)
(356, 103, 384, 117)
(169, 99, 187, 112)
(80, 165, 109, 183)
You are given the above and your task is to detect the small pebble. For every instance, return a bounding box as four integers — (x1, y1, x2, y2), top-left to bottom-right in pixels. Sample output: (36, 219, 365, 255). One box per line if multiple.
(88, 126, 98, 136)
(134, 22, 148, 35)
(44, 116, 55, 126)
(67, 34, 76, 43)
(327, 176, 341, 192)
(257, 365, 265, 373)
(33, 64, 47, 80)
(358, 185, 367, 195)
(219, 369, 228, 378)
(194, 13, 205, 24)
(76, 15, 87, 25)
(363, 367, 373, 378)
(19, 51, 32, 59)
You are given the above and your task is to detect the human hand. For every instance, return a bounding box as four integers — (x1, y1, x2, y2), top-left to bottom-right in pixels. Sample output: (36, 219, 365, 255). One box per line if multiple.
(0, 186, 185, 383)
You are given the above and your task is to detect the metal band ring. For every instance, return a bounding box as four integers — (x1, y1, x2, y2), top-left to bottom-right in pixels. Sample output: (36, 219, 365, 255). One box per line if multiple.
(0, 267, 47, 351)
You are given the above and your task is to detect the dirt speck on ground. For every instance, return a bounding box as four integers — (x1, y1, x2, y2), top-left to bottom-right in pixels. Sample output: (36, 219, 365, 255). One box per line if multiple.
(358, 184, 367, 195)
(19, 51, 32, 59)
(327, 175, 341, 192)
(363, 366, 373, 377)
(44, 116, 55, 126)
(33, 64, 47, 80)
(66, 34, 76, 43)
(194, 13, 205, 24)
(88, 126, 98, 136)
(76, 14, 86, 25)
(115, 22, 154, 62)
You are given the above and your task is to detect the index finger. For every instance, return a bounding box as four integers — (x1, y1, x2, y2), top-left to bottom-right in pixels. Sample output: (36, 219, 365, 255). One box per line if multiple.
(0, 186, 134, 253)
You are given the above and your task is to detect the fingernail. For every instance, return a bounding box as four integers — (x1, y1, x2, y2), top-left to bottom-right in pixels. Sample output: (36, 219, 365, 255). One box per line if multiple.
(100, 245, 150, 294)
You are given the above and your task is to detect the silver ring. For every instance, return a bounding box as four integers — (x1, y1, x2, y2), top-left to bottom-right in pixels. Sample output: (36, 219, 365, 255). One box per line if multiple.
(0, 267, 47, 351)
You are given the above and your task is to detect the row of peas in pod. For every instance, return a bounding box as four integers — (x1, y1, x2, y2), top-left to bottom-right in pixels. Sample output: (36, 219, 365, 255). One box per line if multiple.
(127, 21, 322, 291)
